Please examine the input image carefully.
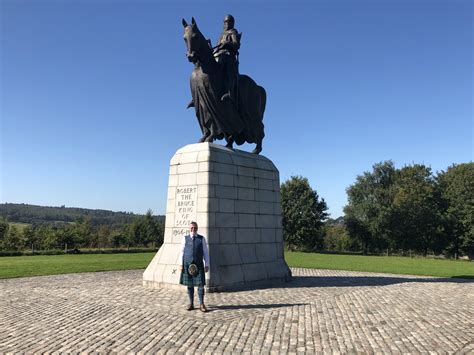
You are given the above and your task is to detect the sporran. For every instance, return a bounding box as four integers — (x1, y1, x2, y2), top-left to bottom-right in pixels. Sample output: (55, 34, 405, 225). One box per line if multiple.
(188, 263, 199, 277)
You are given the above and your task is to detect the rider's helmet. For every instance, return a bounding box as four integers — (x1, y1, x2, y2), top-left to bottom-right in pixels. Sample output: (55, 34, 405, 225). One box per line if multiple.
(223, 15, 235, 30)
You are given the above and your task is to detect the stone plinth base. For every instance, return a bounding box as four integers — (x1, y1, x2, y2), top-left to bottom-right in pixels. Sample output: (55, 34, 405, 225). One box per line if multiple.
(143, 143, 291, 292)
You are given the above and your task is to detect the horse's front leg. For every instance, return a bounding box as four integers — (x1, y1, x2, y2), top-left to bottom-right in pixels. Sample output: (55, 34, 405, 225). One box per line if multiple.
(198, 129, 211, 143)
(204, 134, 214, 143)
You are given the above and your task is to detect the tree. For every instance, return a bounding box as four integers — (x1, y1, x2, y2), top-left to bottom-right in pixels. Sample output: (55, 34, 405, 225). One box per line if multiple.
(72, 218, 93, 247)
(0, 217, 9, 247)
(56, 224, 80, 250)
(143, 209, 164, 247)
(153, 220, 165, 247)
(23, 225, 39, 252)
(323, 225, 351, 252)
(125, 210, 164, 248)
(110, 230, 128, 248)
(281, 176, 328, 250)
(97, 225, 111, 249)
(389, 164, 443, 256)
(343, 161, 472, 257)
(2, 225, 23, 251)
(128, 218, 146, 246)
(122, 223, 134, 249)
(438, 163, 474, 258)
(344, 161, 396, 253)
(38, 225, 58, 250)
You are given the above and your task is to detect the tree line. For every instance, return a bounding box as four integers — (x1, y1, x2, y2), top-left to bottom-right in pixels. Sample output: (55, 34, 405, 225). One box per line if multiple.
(281, 162, 473, 259)
(0, 203, 152, 227)
(0, 210, 164, 253)
(1, 161, 472, 259)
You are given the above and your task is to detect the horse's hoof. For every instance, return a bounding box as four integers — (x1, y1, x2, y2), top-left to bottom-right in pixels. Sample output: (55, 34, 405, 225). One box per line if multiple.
(251, 147, 262, 155)
(198, 135, 208, 143)
(204, 136, 214, 143)
(225, 143, 233, 149)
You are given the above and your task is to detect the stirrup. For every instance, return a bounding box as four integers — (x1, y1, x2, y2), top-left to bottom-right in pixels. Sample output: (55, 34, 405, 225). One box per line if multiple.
(220, 93, 231, 101)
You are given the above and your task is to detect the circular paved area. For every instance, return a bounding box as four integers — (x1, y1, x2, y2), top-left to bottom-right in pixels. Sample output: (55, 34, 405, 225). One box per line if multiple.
(0, 268, 473, 354)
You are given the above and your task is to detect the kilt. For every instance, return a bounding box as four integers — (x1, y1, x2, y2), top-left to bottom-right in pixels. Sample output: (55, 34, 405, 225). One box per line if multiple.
(179, 261, 206, 287)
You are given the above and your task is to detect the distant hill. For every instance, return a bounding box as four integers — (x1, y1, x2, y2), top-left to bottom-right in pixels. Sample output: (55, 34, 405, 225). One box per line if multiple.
(0, 203, 164, 227)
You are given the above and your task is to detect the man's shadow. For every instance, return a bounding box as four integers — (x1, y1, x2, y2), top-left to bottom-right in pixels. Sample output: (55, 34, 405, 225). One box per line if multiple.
(211, 303, 307, 311)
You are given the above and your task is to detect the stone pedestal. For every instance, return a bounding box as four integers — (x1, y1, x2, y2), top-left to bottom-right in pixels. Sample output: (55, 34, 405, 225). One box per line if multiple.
(143, 143, 291, 292)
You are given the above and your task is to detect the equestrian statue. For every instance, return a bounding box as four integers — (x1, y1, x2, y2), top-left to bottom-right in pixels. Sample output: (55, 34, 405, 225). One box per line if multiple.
(182, 16, 266, 154)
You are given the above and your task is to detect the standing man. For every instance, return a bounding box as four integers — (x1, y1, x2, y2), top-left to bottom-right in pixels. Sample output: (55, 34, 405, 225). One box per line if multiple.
(213, 14, 241, 102)
(179, 221, 210, 312)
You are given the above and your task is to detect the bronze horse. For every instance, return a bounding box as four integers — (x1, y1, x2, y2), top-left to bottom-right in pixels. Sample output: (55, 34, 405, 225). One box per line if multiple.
(182, 18, 266, 154)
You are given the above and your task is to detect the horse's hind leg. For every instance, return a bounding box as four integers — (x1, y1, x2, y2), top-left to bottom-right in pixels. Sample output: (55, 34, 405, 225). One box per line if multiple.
(251, 141, 262, 155)
(225, 135, 234, 149)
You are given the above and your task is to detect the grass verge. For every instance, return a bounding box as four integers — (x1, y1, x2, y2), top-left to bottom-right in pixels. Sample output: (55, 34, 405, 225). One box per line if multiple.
(285, 251, 474, 278)
(0, 253, 154, 279)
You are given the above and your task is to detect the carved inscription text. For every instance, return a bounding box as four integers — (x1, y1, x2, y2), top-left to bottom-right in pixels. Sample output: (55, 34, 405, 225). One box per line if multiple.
(173, 185, 197, 237)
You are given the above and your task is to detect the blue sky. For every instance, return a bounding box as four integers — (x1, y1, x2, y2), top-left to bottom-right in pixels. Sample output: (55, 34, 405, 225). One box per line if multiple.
(1, 0, 472, 218)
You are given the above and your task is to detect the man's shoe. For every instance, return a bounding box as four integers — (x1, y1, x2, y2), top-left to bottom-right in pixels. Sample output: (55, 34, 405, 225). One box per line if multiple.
(200, 304, 208, 312)
(187, 304, 194, 311)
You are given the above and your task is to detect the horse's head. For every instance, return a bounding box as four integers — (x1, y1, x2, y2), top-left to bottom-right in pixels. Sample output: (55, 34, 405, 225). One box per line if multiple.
(182, 17, 207, 64)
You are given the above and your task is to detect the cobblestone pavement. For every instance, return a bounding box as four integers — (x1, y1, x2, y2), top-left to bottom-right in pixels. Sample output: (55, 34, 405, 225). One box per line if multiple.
(0, 268, 473, 354)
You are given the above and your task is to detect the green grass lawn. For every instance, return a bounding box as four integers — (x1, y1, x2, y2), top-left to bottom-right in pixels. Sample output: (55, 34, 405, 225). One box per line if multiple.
(0, 251, 472, 279)
(0, 253, 154, 279)
(285, 251, 474, 278)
